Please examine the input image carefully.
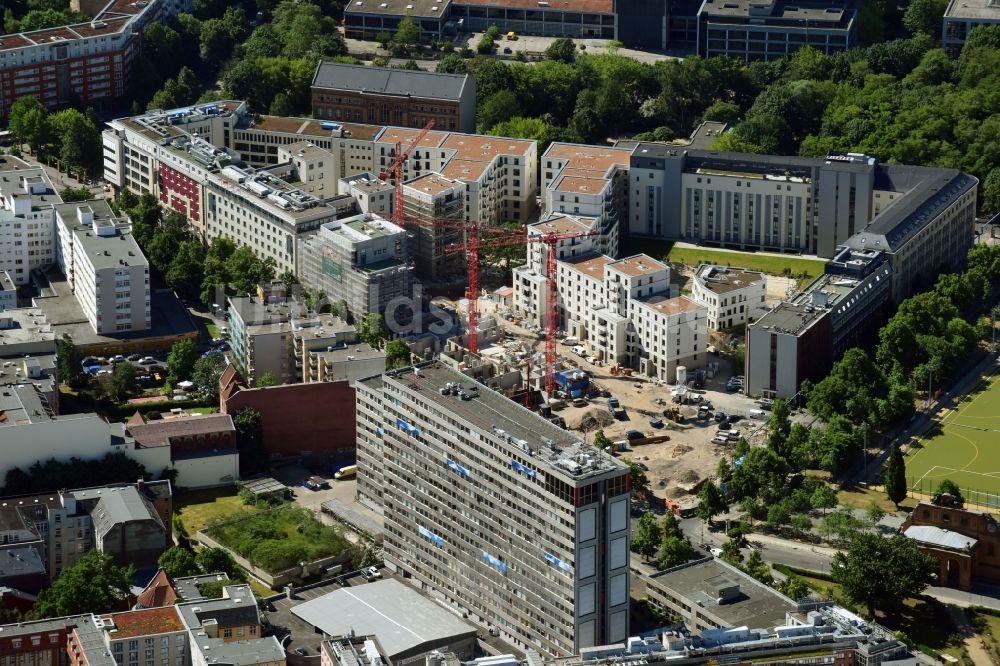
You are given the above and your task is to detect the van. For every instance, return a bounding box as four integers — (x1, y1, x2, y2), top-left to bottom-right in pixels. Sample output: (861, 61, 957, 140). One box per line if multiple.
(561, 336, 579, 346)
(749, 409, 765, 420)
(334, 464, 357, 480)
(571, 345, 587, 357)
(506, 31, 517, 40)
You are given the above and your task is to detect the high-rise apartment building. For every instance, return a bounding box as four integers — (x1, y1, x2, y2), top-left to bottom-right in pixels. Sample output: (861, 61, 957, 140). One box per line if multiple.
(356, 363, 631, 657)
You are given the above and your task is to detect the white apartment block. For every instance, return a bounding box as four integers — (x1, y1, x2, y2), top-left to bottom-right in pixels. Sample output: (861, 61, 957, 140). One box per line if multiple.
(690, 264, 767, 331)
(0, 168, 57, 285)
(0, 160, 151, 334)
(514, 217, 708, 380)
(277, 141, 341, 196)
(541, 143, 632, 257)
(54, 200, 149, 334)
(0, 270, 14, 310)
(356, 363, 631, 657)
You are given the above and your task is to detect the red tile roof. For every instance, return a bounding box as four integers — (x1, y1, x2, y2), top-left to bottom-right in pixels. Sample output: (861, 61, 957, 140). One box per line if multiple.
(100, 607, 184, 639)
(135, 568, 178, 609)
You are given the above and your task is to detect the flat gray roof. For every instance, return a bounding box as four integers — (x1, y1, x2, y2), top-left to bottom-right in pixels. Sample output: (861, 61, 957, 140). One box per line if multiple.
(384, 362, 629, 482)
(753, 300, 825, 336)
(291, 578, 477, 658)
(700, 0, 851, 24)
(344, 0, 451, 20)
(313, 62, 470, 101)
(695, 265, 766, 295)
(0, 384, 52, 425)
(944, 0, 1000, 21)
(172, 572, 230, 602)
(313, 342, 385, 363)
(0, 307, 55, 347)
(648, 557, 796, 629)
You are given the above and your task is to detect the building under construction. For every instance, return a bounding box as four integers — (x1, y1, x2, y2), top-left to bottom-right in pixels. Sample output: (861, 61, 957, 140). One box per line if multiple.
(401, 174, 467, 281)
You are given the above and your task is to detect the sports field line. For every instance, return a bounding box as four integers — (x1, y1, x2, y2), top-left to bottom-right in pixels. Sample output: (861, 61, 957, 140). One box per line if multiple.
(917, 465, 1000, 481)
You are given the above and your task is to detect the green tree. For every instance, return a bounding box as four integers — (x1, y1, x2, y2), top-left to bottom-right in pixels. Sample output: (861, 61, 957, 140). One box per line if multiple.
(903, 0, 949, 38)
(777, 574, 811, 601)
(195, 547, 246, 582)
(166, 241, 206, 300)
(696, 480, 727, 526)
(166, 339, 199, 384)
(192, 350, 226, 399)
(767, 503, 791, 525)
(545, 37, 576, 63)
(477, 90, 521, 133)
(631, 512, 662, 562)
(8, 96, 51, 154)
(200, 18, 236, 64)
(436, 54, 468, 74)
(226, 245, 276, 295)
(810, 484, 838, 514)
(720, 539, 742, 564)
(935, 479, 964, 505)
(866, 501, 886, 528)
(384, 338, 410, 370)
(831, 532, 935, 617)
(728, 447, 788, 503)
(592, 429, 612, 450)
(623, 457, 649, 493)
(394, 15, 420, 51)
(658, 534, 695, 569)
(884, 443, 907, 509)
(233, 407, 264, 474)
(59, 185, 93, 202)
(100, 362, 137, 402)
(242, 24, 284, 58)
(357, 313, 388, 350)
(742, 549, 772, 584)
(157, 547, 200, 578)
(56, 335, 85, 388)
(256, 372, 277, 388)
(34, 550, 133, 618)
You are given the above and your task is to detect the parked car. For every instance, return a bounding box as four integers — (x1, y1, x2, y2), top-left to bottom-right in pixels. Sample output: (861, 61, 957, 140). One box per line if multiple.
(712, 434, 730, 445)
(728, 431, 742, 441)
(366, 566, 382, 582)
(714, 411, 726, 422)
(728, 414, 741, 424)
(139, 356, 157, 365)
(649, 418, 665, 428)
(126, 353, 141, 362)
(110, 355, 126, 364)
(572, 398, 588, 407)
(625, 429, 644, 440)
(717, 421, 731, 431)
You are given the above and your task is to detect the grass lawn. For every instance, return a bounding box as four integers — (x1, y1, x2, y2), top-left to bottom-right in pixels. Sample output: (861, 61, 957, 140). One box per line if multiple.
(971, 610, 1000, 663)
(205, 322, 221, 339)
(189, 407, 218, 414)
(905, 368, 1000, 506)
(665, 245, 826, 283)
(206, 504, 350, 574)
(175, 488, 258, 535)
(837, 484, 914, 515)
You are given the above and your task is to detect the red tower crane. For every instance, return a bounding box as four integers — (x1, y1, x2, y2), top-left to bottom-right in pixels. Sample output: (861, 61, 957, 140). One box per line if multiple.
(443, 222, 596, 395)
(377, 120, 435, 226)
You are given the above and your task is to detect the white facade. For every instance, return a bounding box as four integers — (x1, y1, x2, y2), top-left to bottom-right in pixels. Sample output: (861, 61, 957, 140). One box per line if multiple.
(0, 169, 56, 285)
(691, 265, 768, 331)
(277, 141, 340, 196)
(55, 203, 150, 334)
(514, 218, 708, 380)
(0, 270, 15, 310)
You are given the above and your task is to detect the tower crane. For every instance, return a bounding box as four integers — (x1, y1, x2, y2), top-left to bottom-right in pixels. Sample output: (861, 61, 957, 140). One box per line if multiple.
(443, 221, 597, 395)
(377, 120, 436, 226)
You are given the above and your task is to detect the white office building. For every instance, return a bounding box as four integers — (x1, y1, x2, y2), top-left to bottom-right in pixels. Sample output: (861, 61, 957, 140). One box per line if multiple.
(690, 265, 767, 331)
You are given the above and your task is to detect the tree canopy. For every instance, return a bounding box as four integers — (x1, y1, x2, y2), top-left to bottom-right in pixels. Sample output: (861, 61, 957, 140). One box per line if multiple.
(34, 550, 133, 618)
(831, 532, 935, 617)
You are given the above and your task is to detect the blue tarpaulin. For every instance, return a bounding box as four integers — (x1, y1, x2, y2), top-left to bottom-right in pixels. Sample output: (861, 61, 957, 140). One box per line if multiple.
(419, 526, 445, 546)
(446, 458, 470, 477)
(511, 460, 537, 478)
(482, 551, 508, 573)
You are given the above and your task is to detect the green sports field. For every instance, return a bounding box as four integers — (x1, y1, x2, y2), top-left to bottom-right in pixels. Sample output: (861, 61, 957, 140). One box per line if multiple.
(906, 368, 1000, 508)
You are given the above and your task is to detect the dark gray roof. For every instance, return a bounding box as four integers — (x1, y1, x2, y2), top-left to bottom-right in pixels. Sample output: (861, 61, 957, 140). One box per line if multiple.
(312, 62, 470, 102)
(172, 572, 230, 602)
(86, 486, 164, 537)
(0, 546, 45, 578)
(904, 525, 977, 551)
(858, 167, 977, 251)
(345, 0, 451, 18)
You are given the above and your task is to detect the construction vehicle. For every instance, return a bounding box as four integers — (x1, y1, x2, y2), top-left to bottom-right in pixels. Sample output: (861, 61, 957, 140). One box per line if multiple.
(664, 406, 684, 423)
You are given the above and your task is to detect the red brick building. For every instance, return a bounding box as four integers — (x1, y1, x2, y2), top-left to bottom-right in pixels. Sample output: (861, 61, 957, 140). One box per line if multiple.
(0, 616, 78, 666)
(901, 496, 1000, 590)
(158, 163, 202, 224)
(219, 365, 357, 462)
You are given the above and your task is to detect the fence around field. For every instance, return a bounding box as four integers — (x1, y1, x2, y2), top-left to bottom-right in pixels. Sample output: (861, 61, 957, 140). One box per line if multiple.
(907, 477, 1000, 512)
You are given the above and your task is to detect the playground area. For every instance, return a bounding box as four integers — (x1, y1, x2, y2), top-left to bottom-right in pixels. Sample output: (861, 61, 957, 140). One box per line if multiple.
(906, 367, 1000, 509)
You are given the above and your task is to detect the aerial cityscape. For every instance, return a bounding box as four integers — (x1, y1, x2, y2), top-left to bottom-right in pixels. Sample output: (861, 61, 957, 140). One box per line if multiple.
(2, 0, 1000, 664)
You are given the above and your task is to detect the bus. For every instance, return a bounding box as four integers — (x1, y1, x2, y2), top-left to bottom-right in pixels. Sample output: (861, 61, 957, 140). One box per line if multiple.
(334, 464, 357, 480)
